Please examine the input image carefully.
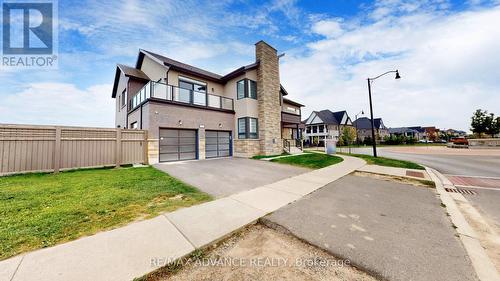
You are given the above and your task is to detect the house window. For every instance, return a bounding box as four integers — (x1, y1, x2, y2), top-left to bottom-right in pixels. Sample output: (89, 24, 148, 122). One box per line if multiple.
(130, 122, 138, 129)
(319, 125, 324, 133)
(312, 126, 317, 133)
(306, 126, 311, 133)
(121, 90, 126, 108)
(236, 79, 257, 100)
(238, 117, 258, 139)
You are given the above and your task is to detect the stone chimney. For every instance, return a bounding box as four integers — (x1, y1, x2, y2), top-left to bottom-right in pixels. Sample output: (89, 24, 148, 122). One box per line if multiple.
(255, 40, 282, 155)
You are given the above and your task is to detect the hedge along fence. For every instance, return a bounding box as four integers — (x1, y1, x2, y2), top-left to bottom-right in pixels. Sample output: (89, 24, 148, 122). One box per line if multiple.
(0, 124, 148, 176)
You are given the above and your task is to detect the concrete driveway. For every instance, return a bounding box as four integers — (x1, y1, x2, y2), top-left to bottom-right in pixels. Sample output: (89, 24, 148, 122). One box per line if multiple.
(264, 175, 478, 281)
(154, 158, 310, 198)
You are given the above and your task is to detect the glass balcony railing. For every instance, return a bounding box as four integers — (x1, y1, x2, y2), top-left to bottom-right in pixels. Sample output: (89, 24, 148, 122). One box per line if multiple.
(129, 81, 234, 111)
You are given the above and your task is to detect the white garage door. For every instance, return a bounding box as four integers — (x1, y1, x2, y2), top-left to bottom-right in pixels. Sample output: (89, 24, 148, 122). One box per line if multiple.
(159, 129, 197, 162)
(205, 131, 231, 158)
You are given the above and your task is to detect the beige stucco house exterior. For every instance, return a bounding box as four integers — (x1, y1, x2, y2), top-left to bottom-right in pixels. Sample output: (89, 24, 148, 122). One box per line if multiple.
(111, 41, 303, 163)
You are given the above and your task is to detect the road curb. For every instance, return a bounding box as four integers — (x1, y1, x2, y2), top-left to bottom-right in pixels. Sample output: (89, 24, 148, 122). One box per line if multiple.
(426, 167, 500, 281)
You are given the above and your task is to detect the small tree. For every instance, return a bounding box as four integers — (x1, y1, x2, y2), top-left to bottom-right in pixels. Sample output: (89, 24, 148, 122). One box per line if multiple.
(341, 127, 356, 146)
(471, 109, 488, 138)
(485, 113, 500, 137)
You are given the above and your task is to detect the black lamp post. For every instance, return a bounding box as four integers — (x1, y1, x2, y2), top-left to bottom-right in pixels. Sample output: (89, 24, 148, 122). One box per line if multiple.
(367, 70, 401, 157)
(354, 110, 364, 146)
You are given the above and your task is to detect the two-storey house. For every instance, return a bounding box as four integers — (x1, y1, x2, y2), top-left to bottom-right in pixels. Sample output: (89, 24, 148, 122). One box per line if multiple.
(353, 117, 389, 143)
(111, 41, 303, 163)
(303, 110, 353, 145)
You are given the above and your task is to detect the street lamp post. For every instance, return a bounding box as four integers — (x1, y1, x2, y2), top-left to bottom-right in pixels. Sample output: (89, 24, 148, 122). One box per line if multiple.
(367, 70, 401, 157)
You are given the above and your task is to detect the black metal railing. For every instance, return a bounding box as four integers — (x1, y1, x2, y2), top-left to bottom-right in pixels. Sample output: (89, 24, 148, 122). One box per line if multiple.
(295, 138, 302, 150)
(283, 139, 290, 153)
(129, 81, 234, 111)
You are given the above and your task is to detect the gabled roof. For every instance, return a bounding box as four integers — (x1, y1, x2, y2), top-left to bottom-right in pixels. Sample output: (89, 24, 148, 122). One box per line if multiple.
(353, 117, 386, 130)
(112, 64, 150, 98)
(389, 127, 420, 134)
(408, 126, 426, 133)
(310, 110, 351, 125)
(220, 62, 260, 82)
(137, 49, 223, 82)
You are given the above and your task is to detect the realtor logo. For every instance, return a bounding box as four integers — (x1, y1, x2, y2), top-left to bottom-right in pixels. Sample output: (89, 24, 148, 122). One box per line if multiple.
(1, 0, 58, 68)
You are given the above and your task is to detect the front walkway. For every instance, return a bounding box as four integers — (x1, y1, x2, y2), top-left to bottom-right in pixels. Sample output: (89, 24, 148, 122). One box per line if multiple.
(0, 155, 365, 281)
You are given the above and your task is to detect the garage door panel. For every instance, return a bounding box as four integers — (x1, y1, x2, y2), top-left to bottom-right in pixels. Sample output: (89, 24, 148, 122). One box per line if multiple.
(218, 150, 230, 157)
(218, 144, 230, 150)
(160, 153, 180, 162)
(179, 137, 196, 145)
(206, 131, 218, 138)
(179, 130, 196, 137)
(205, 131, 231, 159)
(180, 152, 196, 160)
(160, 138, 178, 145)
(206, 150, 218, 158)
(205, 137, 218, 145)
(179, 145, 196, 153)
(160, 130, 179, 138)
(159, 145, 179, 153)
(159, 129, 197, 162)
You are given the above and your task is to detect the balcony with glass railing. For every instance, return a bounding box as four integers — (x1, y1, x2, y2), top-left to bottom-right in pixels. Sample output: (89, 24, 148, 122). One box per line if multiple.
(129, 81, 234, 112)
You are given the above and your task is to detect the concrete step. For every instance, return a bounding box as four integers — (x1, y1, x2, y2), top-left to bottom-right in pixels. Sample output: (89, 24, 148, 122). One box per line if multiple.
(289, 147, 303, 155)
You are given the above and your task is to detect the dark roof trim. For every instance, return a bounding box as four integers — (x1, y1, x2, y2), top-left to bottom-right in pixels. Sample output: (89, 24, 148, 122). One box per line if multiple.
(112, 64, 150, 98)
(280, 85, 289, 96)
(283, 97, 304, 107)
(138, 49, 223, 82)
(220, 61, 259, 82)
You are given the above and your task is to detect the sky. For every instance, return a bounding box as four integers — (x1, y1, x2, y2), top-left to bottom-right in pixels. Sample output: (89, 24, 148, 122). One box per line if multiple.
(1, 0, 500, 131)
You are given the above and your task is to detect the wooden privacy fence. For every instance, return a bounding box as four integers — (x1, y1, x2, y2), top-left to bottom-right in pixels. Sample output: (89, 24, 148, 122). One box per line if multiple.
(0, 124, 148, 176)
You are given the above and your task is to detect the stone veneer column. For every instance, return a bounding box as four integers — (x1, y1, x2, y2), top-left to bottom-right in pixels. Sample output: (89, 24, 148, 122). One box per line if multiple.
(255, 41, 282, 155)
(198, 127, 206, 160)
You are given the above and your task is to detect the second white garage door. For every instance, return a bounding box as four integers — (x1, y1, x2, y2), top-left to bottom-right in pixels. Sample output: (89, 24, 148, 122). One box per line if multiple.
(205, 131, 231, 158)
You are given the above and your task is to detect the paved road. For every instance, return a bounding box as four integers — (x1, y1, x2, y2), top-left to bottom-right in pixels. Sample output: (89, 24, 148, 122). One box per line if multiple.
(338, 147, 500, 177)
(154, 158, 309, 198)
(338, 147, 500, 231)
(265, 175, 478, 281)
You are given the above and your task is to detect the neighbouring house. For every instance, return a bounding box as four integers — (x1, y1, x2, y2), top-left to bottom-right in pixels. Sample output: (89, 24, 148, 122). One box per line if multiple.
(353, 117, 389, 143)
(445, 128, 467, 138)
(303, 110, 353, 145)
(111, 41, 304, 163)
(388, 127, 424, 140)
(422, 126, 439, 141)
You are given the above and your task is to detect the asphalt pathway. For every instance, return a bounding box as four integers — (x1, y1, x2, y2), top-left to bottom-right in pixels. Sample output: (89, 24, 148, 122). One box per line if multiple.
(265, 175, 478, 281)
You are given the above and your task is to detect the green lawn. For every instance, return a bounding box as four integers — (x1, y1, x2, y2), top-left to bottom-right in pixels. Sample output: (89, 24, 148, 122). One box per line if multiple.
(251, 152, 289, 159)
(0, 167, 211, 260)
(270, 153, 343, 169)
(340, 153, 425, 170)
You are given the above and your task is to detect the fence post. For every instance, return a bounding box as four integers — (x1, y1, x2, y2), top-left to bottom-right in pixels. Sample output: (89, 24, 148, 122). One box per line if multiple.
(116, 128, 122, 167)
(53, 127, 61, 173)
(143, 131, 149, 165)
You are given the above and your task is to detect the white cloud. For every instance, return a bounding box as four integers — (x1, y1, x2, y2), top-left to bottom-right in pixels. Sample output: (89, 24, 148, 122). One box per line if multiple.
(312, 18, 344, 38)
(0, 83, 114, 127)
(281, 5, 500, 131)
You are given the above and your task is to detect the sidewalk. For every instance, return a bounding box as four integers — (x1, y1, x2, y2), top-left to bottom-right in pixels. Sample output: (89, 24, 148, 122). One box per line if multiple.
(0, 155, 365, 281)
(357, 164, 432, 181)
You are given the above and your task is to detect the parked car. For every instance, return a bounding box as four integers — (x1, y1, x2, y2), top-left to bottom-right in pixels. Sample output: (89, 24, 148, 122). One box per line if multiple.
(450, 137, 468, 145)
